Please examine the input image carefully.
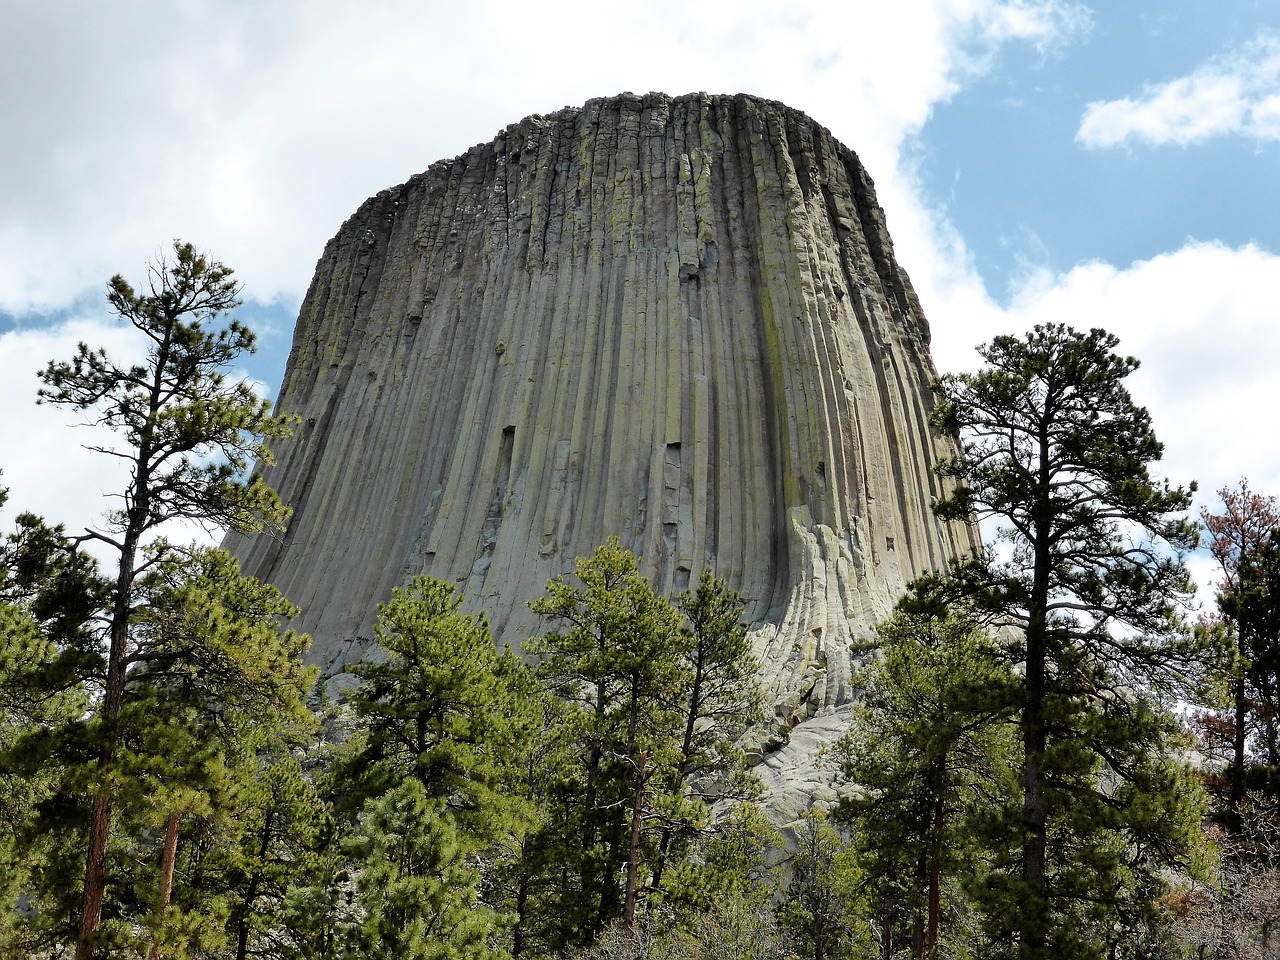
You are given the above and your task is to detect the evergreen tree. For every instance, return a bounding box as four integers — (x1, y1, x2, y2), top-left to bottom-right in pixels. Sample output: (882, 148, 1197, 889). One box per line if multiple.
(210, 749, 332, 960)
(931, 323, 1210, 958)
(24, 242, 297, 959)
(343, 576, 538, 844)
(649, 570, 763, 892)
(0, 493, 101, 954)
(1219, 529, 1280, 778)
(120, 548, 315, 958)
(526, 539, 691, 945)
(336, 576, 540, 958)
(1200, 480, 1280, 808)
(659, 802, 782, 924)
(345, 779, 502, 960)
(1180, 483, 1280, 958)
(832, 586, 1018, 959)
(776, 810, 870, 960)
(0, 598, 93, 954)
(488, 688, 581, 958)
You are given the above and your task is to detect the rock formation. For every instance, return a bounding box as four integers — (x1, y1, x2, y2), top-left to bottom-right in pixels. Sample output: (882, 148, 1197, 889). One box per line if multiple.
(226, 91, 980, 815)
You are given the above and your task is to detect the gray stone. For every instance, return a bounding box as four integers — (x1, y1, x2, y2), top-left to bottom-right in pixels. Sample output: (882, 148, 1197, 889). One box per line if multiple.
(226, 91, 980, 813)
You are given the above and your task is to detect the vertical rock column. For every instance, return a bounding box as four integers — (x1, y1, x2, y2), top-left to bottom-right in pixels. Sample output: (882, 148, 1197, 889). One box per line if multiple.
(227, 92, 980, 811)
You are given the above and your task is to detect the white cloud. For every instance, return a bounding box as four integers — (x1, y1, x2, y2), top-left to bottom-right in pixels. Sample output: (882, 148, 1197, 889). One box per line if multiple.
(924, 240, 1280, 602)
(0, 0, 1090, 315)
(1077, 32, 1280, 148)
(0, 316, 239, 566)
(1, 318, 141, 557)
(971, 0, 1094, 56)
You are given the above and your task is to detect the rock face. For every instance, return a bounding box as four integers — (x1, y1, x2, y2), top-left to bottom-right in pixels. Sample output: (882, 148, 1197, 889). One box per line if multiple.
(227, 92, 979, 814)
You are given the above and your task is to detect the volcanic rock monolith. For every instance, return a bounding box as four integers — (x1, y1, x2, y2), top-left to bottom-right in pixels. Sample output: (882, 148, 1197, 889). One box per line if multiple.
(227, 92, 980, 817)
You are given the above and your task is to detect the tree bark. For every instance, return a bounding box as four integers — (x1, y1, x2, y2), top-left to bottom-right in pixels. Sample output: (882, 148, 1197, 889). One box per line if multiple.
(622, 750, 648, 932)
(77, 524, 143, 960)
(1230, 672, 1247, 809)
(148, 810, 182, 960)
(1020, 426, 1052, 960)
(928, 757, 945, 960)
(512, 868, 530, 957)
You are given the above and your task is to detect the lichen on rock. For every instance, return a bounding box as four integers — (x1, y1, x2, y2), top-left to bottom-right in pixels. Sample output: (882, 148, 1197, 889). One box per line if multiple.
(226, 91, 980, 814)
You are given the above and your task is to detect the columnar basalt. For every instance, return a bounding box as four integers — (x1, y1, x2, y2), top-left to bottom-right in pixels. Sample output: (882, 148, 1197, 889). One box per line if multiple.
(227, 92, 980, 813)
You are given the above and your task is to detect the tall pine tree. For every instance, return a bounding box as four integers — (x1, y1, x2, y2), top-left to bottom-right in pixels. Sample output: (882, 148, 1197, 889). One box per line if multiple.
(931, 323, 1210, 958)
(526, 539, 691, 945)
(30, 242, 297, 959)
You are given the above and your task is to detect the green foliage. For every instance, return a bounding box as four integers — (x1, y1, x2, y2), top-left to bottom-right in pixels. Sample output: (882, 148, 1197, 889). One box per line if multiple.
(0, 599, 92, 952)
(345, 576, 539, 846)
(776, 811, 870, 960)
(0, 506, 102, 954)
(672, 571, 763, 793)
(517, 541, 764, 954)
(931, 324, 1201, 691)
(345, 779, 503, 960)
(524, 538, 693, 945)
(329, 576, 542, 959)
(931, 323, 1212, 958)
(1219, 528, 1280, 772)
(831, 587, 1018, 958)
(1, 243, 308, 959)
(37, 241, 293, 541)
(659, 803, 781, 918)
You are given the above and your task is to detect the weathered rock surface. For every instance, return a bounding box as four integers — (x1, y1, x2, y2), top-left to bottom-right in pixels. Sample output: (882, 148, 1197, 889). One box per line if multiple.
(226, 91, 980, 812)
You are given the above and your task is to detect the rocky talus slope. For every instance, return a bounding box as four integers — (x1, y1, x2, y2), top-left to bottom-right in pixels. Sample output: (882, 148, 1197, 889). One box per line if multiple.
(227, 91, 980, 816)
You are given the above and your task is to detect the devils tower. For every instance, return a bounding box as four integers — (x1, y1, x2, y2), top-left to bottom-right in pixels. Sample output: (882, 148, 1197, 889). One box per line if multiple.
(227, 91, 979, 807)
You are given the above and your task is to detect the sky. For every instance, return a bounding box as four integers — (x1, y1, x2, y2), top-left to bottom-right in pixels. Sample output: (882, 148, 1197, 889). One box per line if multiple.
(3, 0, 1279, 605)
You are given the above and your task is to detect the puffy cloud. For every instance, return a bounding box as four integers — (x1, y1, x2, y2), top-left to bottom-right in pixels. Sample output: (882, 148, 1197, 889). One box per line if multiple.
(0, 315, 249, 564)
(942, 241, 1280, 604)
(0, 0, 1091, 315)
(1, 317, 143, 554)
(1077, 32, 1280, 148)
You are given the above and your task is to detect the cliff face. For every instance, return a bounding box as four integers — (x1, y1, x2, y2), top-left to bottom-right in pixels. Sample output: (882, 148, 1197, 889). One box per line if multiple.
(227, 91, 979, 812)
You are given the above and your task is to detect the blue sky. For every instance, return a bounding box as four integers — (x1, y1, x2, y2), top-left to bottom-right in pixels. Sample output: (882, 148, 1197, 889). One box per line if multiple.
(3, 0, 1279, 601)
(913, 1, 1280, 295)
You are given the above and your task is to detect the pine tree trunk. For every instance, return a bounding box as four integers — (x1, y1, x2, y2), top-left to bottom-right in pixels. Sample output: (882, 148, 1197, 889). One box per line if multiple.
(912, 849, 926, 959)
(148, 810, 182, 960)
(623, 751, 648, 931)
(1021, 434, 1052, 960)
(928, 757, 944, 960)
(77, 790, 114, 960)
(512, 868, 530, 957)
(77, 538, 141, 960)
(650, 657, 704, 895)
(78, 363, 161, 959)
(1230, 672, 1247, 809)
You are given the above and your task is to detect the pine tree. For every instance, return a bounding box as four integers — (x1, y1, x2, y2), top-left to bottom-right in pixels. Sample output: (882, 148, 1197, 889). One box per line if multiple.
(335, 576, 540, 958)
(1219, 528, 1280, 780)
(832, 586, 1018, 959)
(1200, 480, 1280, 808)
(649, 570, 763, 893)
(0, 595, 93, 953)
(0, 493, 101, 953)
(28, 242, 297, 959)
(526, 538, 691, 945)
(931, 323, 1211, 958)
(122, 548, 316, 958)
(776, 810, 870, 960)
(343, 576, 538, 844)
(345, 779, 502, 960)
